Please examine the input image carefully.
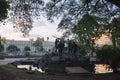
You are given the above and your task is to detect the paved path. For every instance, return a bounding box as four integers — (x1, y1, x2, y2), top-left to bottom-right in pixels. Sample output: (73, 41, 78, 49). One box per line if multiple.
(0, 58, 36, 65)
(65, 67, 90, 74)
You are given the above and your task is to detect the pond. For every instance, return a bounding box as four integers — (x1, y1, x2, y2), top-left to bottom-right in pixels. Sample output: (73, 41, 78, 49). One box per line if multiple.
(95, 64, 113, 74)
(17, 65, 45, 73)
(17, 64, 113, 74)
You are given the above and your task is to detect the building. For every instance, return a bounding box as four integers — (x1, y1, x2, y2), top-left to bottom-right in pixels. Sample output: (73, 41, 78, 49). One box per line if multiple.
(4, 39, 55, 55)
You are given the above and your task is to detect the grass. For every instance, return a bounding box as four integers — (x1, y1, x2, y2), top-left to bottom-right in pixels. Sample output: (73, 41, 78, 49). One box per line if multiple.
(0, 63, 15, 69)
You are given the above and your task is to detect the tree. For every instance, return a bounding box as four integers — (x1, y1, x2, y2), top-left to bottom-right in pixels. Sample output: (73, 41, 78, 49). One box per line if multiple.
(24, 46, 31, 56)
(8, 0, 44, 36)
(96, 45, 120, 73)
(105, 16, 120, 48)
(0, 0, 117, 36)
(4, 0, 119, 35)
(6, 44, 18, 52)
(33, 37, 43, 52)
(0, 0, 9, 21)
(44, 0, 119, 30)
(72, 14, 107, 56)
(0, 43, 4, 52)
(24, 46, 31, 51)
(0, 36, 5, 52)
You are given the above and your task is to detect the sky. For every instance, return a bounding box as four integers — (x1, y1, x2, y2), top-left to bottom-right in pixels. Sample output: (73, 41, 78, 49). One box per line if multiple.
(0, 18, 112, 45)
(95, 35, 112, 46)
(0, 17, 63, 41)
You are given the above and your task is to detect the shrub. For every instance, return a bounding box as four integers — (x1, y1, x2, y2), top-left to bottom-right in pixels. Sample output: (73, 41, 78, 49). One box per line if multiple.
(24, 51, 30, 56)
(96, 45, 120, 73)
(0, 63, 15, 69)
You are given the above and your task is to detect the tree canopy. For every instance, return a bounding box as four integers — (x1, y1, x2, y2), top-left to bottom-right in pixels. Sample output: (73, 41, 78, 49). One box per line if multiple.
(8, 0, 44, 36)
(0, 0, 9, 21)
(97, 45, 120, 73)
(105, 16, 120, 48)
(45, 0, 120, 31)
(6, 44, 18, 52)
(33, 37, 43, 52)
(24, 46, 31, 51)
(0, 0, 117, 35)
(0, 36, 4, 52)
(73, 14, 99, 46)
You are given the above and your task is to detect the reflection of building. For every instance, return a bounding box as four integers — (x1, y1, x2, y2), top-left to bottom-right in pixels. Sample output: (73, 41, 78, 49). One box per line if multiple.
(4, 39, 55, 53)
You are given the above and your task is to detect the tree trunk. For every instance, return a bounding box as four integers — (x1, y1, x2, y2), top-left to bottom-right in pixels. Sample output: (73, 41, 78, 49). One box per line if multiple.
(113, 68, 118, 73)
(112, 35, 117, 49)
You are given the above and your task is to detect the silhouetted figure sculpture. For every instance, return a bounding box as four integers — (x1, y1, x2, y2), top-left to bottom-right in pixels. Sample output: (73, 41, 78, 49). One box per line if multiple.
(55, 38, 59, 53)
(72, 42, 78, 60)
(68, 41, 78, 59)
(58, 39, 64, 62)
(68, 40, 73, 54)
(72, 42, 78, 54)
(29, 66, 32, 71)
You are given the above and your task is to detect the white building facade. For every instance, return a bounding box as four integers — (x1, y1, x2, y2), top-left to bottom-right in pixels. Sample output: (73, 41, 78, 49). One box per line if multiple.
(4, 39, 55, 54)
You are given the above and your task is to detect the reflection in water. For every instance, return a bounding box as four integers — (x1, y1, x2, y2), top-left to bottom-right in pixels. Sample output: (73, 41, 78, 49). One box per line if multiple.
(17, 65, 45, 73)
(17, 64, 113, 74)
(95, 64, 113, 74)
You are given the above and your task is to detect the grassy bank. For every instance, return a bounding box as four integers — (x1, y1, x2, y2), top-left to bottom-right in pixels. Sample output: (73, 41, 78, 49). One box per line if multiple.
(0, 66, 120, 80)
(0, 63, 15, 69)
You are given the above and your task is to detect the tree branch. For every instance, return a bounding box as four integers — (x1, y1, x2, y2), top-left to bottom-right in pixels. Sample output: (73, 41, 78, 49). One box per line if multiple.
(105, 0, 120, 8)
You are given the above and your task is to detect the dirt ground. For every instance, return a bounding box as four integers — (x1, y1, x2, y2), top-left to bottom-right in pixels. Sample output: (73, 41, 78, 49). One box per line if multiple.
(0, 68, 120, 80)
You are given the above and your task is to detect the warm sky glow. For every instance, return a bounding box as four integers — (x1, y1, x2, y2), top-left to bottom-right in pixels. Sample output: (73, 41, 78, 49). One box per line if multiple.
(0, 17, 112, 45)
(0, 18, 63, 41)
(95, 34, 112, 45)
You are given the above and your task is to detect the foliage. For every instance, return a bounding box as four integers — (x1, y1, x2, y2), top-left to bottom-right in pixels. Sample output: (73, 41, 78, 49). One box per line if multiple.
(96, 45, 120, 73)
(0, 0, 10, 21)
(24, 51, 30, 56)
(0, 44, 4, 52)
(4, 0, 119, 35)
(44, 0, 120, 31)
(33, 37, 43, 52)
(0, 63, 15, 69)
(105, 16, 120, 48)
(72, 14, 106, 55)
(6, 44, 18, 52)
(77, 45, 87, 56)
(24, 46, 31, 56)
(0, 0, 116, 36)
(24, 46, 31, 51)
(44, 0, 120, 51)
(9, 0, 44, 35)
(0, 36, 5, 52)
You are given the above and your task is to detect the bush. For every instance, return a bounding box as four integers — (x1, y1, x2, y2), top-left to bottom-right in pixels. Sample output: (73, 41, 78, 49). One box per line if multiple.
(24, 51, 30, 56)
(0, 63, 15, 69)
(96, 45, 120, 73)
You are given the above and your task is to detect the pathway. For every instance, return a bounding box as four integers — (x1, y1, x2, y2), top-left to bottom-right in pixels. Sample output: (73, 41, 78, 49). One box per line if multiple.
(0, 58, 36, 65)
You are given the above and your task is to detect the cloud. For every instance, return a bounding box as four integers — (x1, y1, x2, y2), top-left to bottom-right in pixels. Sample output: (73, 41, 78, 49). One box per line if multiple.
(0, 20, 63, 41)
